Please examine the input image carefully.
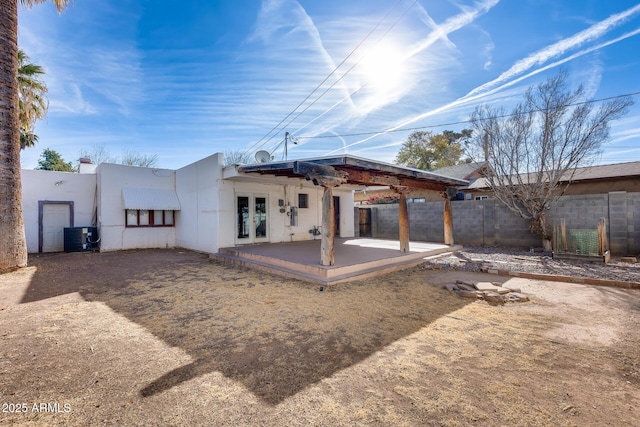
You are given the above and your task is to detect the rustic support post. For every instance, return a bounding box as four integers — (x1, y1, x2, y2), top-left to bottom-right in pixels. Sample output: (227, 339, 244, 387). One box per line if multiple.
(321, 185, 336, 266)
(597, 217, 608, 255)
(393, 186, 412, 252)
(443, 192, 454, 245)
(293, 161, 348, 266)
(561, 218, 567, 251)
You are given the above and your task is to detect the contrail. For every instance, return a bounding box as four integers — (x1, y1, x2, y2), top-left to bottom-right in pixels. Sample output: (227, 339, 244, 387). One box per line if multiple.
(326, 9, 640, 155)
(468, 3, 640, 96)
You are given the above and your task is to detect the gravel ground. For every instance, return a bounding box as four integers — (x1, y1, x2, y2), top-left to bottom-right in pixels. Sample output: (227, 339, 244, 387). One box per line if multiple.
(424, 246, 640, 283)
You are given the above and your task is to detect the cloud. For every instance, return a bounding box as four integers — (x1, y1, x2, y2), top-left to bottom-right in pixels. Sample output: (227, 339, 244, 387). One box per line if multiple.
(406, 0, 499, 58)
(48, 83, 96, 115)
(467, 3, 640, 97)
(19, 3, 144, 116)
(320, 0, 502, 155)
(328, 9, 640, 156)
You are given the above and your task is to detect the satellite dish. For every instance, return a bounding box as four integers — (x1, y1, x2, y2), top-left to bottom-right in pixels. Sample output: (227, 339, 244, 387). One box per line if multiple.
(255, 150, 271, 163)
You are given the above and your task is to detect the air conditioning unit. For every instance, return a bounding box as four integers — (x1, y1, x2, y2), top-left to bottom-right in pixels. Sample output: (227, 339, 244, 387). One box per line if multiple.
(64, 227, 100, 252)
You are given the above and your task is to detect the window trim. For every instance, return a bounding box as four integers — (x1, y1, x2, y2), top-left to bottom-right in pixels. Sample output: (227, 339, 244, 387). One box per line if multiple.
(298, 193, 309, 209)
(125, 209, 175, 227)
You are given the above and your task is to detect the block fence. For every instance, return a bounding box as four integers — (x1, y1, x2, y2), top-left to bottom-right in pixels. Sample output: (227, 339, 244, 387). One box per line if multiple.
(356, 191, 640, 255)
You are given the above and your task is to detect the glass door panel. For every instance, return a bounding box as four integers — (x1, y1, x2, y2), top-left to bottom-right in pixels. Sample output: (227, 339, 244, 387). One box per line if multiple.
(254, 196, 267, 240)
(237, 196, 250, 239)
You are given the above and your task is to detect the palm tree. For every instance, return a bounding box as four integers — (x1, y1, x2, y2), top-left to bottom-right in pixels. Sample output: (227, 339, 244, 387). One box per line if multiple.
(18, 48, 48, 149)
(0, 0, 70, 271)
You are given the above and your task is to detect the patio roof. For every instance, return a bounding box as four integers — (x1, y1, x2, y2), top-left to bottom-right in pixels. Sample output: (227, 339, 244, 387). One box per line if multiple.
(237, 155, 468, 191)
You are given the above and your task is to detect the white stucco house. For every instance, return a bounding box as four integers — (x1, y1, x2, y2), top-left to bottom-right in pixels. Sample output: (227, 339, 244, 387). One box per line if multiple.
(22, 153, 357, 255)
(22, 152, 467, 262)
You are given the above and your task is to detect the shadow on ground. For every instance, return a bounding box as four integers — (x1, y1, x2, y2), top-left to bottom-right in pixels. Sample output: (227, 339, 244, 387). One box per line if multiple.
(21, 249, 473, 405)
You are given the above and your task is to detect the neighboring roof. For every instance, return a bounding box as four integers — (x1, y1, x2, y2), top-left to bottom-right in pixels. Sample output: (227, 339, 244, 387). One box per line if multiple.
(122, 188, 181, 210)
(430, 162, 487, 180)
(467, 161, 640, 190)
(237, 155, 468, 191)
(571, 161, 640, 180)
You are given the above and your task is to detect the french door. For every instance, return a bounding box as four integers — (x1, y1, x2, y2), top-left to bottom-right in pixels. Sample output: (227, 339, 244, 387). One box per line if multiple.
(236, 193, 269, 244)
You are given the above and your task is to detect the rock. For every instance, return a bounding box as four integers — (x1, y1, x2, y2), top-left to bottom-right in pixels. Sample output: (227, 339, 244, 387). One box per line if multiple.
(494, 287, 511, 295)
(507, 292, 529, 303)
(482, 291, 505, 305)
(455, 289, 480, 299)
(456, 283, 477, 292)
(444, 283, 459, 292)
(475, 282, 501, 291)
(456, 280, 475, 287)
(502, 285, 522, 293)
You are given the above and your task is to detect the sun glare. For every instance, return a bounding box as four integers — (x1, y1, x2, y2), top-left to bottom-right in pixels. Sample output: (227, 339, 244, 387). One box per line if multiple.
(359, 41, 407, 95)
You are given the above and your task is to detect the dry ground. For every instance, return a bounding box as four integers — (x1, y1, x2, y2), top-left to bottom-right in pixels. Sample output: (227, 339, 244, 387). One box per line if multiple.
(0, 249, 639, 426)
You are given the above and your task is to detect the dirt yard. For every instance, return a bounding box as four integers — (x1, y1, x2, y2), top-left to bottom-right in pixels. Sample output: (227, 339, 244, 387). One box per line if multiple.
(1, 249, 639, 426)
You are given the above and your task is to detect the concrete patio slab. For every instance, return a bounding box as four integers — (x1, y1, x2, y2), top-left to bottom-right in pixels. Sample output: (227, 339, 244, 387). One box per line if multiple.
(212, 238, 461, 284)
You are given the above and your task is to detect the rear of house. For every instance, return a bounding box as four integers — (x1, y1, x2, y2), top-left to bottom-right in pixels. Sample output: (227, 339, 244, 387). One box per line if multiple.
(22, 152, 355, 255)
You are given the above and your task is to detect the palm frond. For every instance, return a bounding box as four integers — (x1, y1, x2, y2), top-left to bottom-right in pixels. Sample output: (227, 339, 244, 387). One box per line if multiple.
(19, 0, 71, 13)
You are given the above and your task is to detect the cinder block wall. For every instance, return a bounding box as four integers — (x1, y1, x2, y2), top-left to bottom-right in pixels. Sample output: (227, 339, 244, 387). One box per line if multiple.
(364, 192, 640, 255)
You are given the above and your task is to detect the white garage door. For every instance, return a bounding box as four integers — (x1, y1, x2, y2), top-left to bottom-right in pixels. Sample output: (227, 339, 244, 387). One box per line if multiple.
(42, 204, 71, 252)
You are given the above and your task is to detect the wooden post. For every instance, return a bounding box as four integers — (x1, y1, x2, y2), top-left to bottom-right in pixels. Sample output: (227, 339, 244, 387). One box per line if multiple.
(293, 162, 348, 266)
(561, 218, 567, 251)
(443, 194, 454, 245)
(321, 185, 336, 266)
(395, 187, 411, 252)
(597, 217, 607, 255)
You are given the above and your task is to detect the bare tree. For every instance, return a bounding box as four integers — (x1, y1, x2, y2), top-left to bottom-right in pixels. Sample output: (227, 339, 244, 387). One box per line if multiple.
(79, 145, 159, 168)
(119, 149, 159, 168)
(469, 71, 633, 250)
(224, 149, 252, 165)
(79, 144, 115, 165)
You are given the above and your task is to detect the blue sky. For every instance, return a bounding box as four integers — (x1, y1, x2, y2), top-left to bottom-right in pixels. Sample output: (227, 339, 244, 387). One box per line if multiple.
(18, 0, 640, 170)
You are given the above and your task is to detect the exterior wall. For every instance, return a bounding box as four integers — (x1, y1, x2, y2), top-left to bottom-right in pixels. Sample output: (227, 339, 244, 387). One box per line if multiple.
(367, 192, 640, 255)
(564, 179, 640, 195)
(336, 189, 355, 238)
(97, 163, 177, 251)
(21, 153, 356, 255)
(21, 169, 97, 253)
(215, 177, 355, 250)
(175, 153, 356, 253)
(175, 153, 223, 254)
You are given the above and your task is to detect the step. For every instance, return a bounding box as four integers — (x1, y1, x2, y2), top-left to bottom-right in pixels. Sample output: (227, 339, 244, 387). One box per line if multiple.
(211, 249, 457, 285)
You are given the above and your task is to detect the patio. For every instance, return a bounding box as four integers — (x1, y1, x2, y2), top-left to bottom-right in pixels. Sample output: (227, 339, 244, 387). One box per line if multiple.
(212, 238, 461, 284)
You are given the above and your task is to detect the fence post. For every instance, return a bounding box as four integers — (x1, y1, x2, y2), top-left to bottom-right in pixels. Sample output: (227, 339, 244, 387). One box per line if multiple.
(597, 217, 608, 255)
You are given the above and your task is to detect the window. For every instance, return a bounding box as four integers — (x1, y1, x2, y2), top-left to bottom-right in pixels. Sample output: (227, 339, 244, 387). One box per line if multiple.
(126, 210, 175, 227)
(298, 193, 309, 208)
(475, 196, 488, 200)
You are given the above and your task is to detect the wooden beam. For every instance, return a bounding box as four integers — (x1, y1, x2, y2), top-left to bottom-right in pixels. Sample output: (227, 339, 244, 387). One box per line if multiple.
(443, 193, 454, 245)
(294, 161, 348, 187)
(321, 185, 336, 266)
(338, 168, 448, 191)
